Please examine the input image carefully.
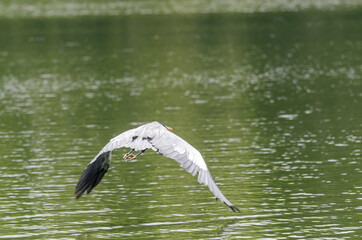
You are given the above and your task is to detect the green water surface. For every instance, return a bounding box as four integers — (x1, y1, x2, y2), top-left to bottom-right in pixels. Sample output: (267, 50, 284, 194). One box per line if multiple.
(0, 10, 361, 239)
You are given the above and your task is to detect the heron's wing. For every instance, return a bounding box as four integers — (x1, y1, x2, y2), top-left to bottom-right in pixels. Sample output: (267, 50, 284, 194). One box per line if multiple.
(74, 151, 111, 198)
(75, 128, 153, 198)
(149, 131, 239, 212)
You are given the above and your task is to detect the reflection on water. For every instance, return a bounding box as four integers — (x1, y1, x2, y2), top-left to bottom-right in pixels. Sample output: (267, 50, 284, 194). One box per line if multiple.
(0, 11, 361, 239)
(1, 0, 362, 18)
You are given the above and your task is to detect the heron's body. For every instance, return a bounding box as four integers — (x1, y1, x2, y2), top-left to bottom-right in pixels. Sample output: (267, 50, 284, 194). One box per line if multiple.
(75, 121, 239, 212)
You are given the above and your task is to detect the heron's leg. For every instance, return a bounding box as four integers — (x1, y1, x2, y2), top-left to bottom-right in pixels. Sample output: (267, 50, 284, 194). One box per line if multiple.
(123, 149, 135, 160)
(128, 149, 147, 160)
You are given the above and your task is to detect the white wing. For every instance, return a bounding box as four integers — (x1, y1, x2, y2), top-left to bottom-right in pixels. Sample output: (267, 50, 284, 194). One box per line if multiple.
(74, 125, 153, 198)
(148, 130, 239, 212)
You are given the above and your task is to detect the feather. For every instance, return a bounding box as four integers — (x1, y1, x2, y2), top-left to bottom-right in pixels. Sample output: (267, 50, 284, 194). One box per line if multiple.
(74, 151, 111, 198)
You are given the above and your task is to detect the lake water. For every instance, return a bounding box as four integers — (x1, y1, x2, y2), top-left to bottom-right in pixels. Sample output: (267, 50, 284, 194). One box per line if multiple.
(0, 10, 361, 239)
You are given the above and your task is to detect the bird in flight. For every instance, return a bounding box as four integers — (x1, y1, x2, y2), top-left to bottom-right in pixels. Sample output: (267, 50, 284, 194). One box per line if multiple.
(74, 121, 239, 212)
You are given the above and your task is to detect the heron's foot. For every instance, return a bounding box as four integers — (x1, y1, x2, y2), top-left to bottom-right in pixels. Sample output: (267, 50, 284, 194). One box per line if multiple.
(123, 154, 136, 161)
(123, 149, 135, 161)
(124, 149, 147, 161)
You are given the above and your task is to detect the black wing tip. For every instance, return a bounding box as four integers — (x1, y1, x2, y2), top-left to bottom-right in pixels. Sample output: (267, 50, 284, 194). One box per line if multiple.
(220, 199, 240, 212)
(74, 187, 88, 199)
(229, 205, 240, 212)
(74, 166, 108, 199)
(74, 188, 81, 198)
(74, 187, 94, 199)
(216, 198, 240, 212)
(75, 191, 84, 199)
(74, 152, 110, 199)
(74, 183, 86, 199)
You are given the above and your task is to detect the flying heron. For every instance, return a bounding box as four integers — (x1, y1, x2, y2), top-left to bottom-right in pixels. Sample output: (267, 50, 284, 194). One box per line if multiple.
(75, 121, 239, 212)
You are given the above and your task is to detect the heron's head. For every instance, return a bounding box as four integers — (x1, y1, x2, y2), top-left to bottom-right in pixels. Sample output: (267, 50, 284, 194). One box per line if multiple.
(161, 123, 173, 131)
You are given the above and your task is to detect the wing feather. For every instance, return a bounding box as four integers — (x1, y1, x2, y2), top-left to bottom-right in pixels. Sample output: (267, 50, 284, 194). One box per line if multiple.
(149, 130, 239, 212)
(74, 151, 111, 198)
(75, 127, 152, 198)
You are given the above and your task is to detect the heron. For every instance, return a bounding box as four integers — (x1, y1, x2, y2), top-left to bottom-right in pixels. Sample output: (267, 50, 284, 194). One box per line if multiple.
(74, 121, 240, 212)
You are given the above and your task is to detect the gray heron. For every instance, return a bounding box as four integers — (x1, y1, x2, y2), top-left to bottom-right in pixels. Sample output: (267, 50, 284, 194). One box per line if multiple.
(75, 121, 239, 212)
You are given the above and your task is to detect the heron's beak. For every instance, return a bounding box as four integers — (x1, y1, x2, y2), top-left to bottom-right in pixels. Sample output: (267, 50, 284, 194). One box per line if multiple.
(167, 127, 173, 131)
